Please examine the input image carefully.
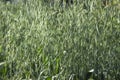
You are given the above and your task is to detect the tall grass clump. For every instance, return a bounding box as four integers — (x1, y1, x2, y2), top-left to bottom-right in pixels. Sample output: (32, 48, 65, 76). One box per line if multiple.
(0, 0, 120, 80)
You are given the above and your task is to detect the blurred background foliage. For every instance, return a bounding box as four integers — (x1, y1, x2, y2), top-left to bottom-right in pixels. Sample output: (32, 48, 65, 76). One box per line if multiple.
(0, 0, 120, 80)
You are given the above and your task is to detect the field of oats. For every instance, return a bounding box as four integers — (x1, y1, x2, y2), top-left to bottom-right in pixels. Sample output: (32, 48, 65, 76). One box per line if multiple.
(0, 0, 120, 80)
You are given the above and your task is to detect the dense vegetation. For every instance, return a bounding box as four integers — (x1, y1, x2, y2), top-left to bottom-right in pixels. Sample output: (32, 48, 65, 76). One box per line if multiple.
(0, 0, 120, 80)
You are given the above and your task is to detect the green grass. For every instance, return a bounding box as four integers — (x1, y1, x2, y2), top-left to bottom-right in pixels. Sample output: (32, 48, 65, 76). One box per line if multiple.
(0, 0, 120, 80)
